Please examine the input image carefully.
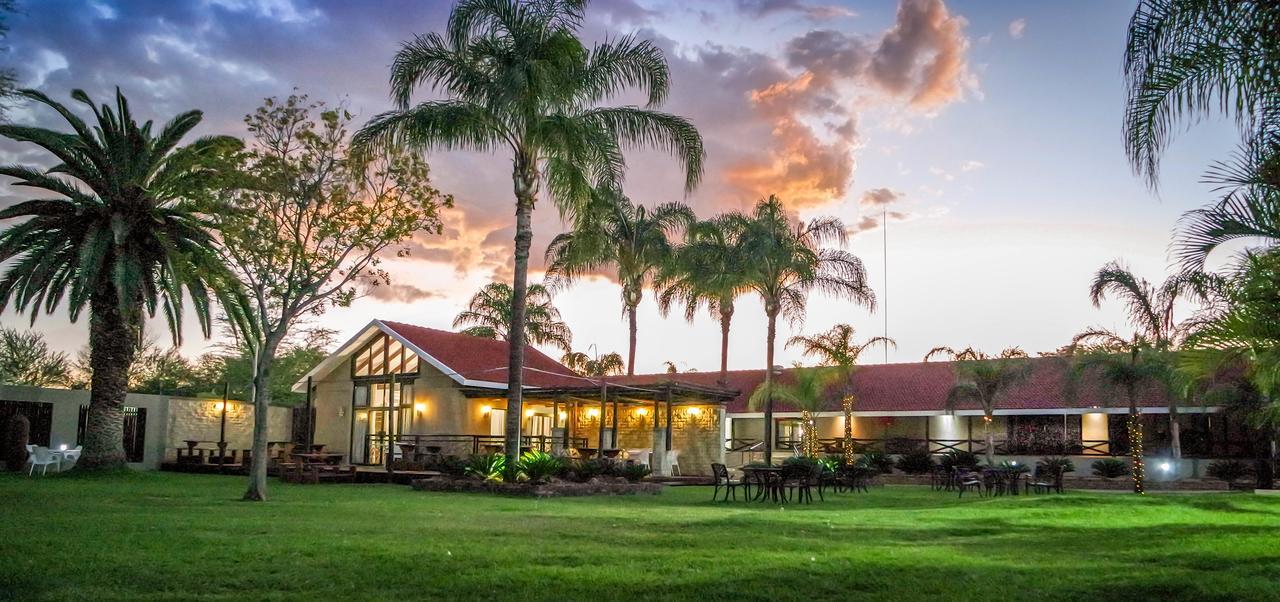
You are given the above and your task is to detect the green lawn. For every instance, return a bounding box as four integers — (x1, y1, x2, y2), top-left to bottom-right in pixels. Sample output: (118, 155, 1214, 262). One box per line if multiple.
(2, 473, 1279, 601)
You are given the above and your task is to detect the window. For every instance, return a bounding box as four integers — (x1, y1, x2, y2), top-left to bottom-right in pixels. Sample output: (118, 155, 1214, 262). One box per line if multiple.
(350, 332, 421, 379)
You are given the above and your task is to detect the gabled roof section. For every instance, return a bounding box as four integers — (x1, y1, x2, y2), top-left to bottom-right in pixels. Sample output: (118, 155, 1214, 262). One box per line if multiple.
(292, 319, 586, 392)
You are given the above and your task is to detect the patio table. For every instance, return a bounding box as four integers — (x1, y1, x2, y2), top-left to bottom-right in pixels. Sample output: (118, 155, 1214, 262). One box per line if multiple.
(743, 466, 786, 502)
(292, 452, 344, 466)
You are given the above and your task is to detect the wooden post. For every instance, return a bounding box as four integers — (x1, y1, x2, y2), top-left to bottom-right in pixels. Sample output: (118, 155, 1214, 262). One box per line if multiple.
(598, 384, 607, 451)
(967, 415, 974, 453)
(924, 414, 931, 454)
(218, 382, 229, 471)
(304, 376, 313, 451)
(610, 397, 619, 450)
(387, 374, 397, 476)
(665, 390, 673, 452)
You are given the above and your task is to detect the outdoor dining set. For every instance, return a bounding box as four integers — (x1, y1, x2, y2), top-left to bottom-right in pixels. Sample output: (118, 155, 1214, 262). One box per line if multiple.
(22, 444, 80, 475)
(935, 464, 1066, 498)
(710, 462, 875, 504)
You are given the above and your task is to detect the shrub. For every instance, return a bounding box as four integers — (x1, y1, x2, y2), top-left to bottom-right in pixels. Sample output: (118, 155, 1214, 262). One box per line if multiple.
(559, 458, 620, 483)
(857, 451, 895, 474)
(428, 455, 468, 478)
(1091, 458, 1129, 478)
(895, 449, 935, 474)
(1206, 459, 1253, 482)
(939, 450, 980, 471)
(1037, 456, 1075, 475)
(2, 414, 29, 472)
(464, 453, 507, 481)
(620, 462, 651, 482)
(817, 457, 840, 475)
(516, 451, 565, 483)
(781, 455, 821, 478)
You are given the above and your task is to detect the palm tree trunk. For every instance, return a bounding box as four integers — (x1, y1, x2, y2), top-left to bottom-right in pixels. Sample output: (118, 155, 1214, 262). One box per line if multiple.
(76, 288, 138, 471)
(801, 409, 815, 458)
(626, 303, 638, 376)
(1127, 389, 1145, 494)
(717, 303, 732, 386)
(984, 412, 996, 467)
(504, 159, 536, 469)
(763, 306, 777, 465)
(243, 333, 283, 501)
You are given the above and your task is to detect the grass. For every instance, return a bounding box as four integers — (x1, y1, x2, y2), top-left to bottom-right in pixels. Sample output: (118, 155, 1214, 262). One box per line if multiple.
(2, 473, 1280, 601)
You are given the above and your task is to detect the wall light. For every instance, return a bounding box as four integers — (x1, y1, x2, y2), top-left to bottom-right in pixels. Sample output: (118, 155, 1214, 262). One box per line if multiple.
(1160, 462, 1172, 473)
(686, 407, 703, 416)
(558, 411, 568, 420)
(481, 405, 492, 415)
(635, 407, 649, 417)
(587, 408, 601, 418)
(414, 402, 427, 413)
(524, 409, 534, 418)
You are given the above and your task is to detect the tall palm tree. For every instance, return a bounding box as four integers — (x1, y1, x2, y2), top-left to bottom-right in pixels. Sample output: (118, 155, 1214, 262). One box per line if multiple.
(1123, 0, 1279, 187)
(1173, 132, 1280, 272)
(354, 0, 703, 465)
(788, 323, 894, 464)
(0, 88, 248, 470)
(656, 212, 752, 386)
(740, 196, 876, 464)
(1068, 338, 1178, 495)
(1083, 261, 1213, 458)
(925, 346, 1031, 467)
(545, 190, 693, 375)
(561, 349, 624, 377)
(749, 365, 840, 458)
(453, 282, 572, 352)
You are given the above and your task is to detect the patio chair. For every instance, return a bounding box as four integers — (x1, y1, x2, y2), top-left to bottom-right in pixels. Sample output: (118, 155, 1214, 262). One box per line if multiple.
(60, 445, 82, 470)
(1025, 465, 1064, 494)
(956, 470, 984, 498)
(710, 463, 742, 501)
(783, 465, 822, 504)
(28, 447, 59, 476)
(668, 449, 682, 476)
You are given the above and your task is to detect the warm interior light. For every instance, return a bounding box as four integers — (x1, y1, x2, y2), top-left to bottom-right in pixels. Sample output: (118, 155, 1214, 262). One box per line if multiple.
(414, 402, 427, 413)
(687, 407, 703, 416)
(524, 409, 534, 418)
(211, 401, 226, 413)
(587, 408, 600, 418)
(357, 412, 367, 421)
(481, 405, 492, 415)
(558, 411, 568, 420)
(635, 407, 649, 417)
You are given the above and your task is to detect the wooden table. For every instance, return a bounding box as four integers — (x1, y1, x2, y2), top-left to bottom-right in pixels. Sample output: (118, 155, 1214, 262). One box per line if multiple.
(292, 452, 344, 466)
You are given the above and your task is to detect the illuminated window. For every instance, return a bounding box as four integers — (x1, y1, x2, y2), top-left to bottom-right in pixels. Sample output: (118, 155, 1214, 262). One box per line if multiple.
(350, 332, 420, 379)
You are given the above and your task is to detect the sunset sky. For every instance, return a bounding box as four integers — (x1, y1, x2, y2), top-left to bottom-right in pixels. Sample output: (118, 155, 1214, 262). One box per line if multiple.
(0, 0, 1244, 374)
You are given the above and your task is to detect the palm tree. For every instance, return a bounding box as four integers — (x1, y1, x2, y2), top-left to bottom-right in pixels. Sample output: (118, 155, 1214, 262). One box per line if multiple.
(545, 190, 693, 375)
(0, 88, 248, 470)
(1083, 261, 1213, 458)
(1123, 0, 1279, 187)
(788, 323, 894, 463)
(1173, 132, 1280, 272)
(925, 346, 1031, 467)
(561, 350, 624, 377)
(656, 213, 752, 386)
(740, 196, 875, 464)
(354, 0, 703, 465)
(749, 365, 840, 458)
(453, 282, 572, 352)
(1068, 337, 1178, 495)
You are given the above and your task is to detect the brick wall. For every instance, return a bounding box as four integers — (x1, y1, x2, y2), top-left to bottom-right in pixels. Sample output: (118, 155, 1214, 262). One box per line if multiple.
(572, 403, 721, 476)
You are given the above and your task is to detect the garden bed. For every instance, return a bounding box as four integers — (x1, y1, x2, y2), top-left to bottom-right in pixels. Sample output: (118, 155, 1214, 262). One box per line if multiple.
(871, 472, 1235, 491)
(410, 476, 664, 497)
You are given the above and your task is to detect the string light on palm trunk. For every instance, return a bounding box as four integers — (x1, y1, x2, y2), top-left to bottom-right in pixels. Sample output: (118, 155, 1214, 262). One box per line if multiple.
(1128, 413, 1145, 495)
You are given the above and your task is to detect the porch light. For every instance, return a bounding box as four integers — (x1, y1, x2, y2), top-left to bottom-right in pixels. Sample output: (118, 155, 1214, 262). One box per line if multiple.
(524, 409, 534, 417)
(59, 444, 67, 451)
(687, 407, 702, 416)
(481, 405, 492, 415)
(558, 411, 567, 420)
(1160, 462, 1171, 473)
(587, 408, 600, 418)
(635, 407, 649, 417)
(414, 402, 427, 413)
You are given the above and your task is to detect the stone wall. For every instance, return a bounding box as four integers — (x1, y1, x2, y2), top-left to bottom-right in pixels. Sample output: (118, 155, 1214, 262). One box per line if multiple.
(571, 403, 721, 476)
(165, 398, 291, 458)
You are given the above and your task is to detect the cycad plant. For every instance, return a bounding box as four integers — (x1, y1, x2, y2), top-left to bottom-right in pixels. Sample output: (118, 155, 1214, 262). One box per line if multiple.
(925, 347, 1032, 467)
(740, 196, 875, 464)
(0, 88, 249, 470)
(749, 366, 840, 458)
(454, 282, 572, 352)
(355, 0, 703, 465)
(545, 189, 692, 375)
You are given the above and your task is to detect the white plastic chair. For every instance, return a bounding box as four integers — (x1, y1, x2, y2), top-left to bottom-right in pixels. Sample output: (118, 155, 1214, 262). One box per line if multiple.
(60, 445, 82, 470)
(668, 449, 682, 476)
(28, 447, 59, 476)
(626, 449, 651, 467)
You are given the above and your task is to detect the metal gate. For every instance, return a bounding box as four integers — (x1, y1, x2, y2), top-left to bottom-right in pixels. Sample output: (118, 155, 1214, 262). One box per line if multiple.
(77, 406, 147, 462)
(0, 400, 53, 446)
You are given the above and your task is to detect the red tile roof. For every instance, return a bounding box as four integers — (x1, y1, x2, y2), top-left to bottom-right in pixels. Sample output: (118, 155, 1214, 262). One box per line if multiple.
(379, 320, 1183, 413)
(380, 321, 587, 388)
